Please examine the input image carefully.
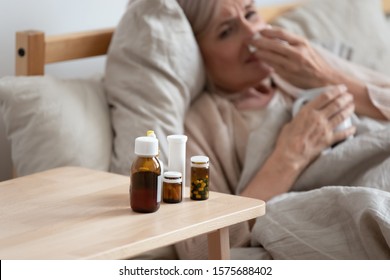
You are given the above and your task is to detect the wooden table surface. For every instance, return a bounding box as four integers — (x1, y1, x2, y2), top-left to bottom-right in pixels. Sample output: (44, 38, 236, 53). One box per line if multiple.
(0, 167, 265, 260)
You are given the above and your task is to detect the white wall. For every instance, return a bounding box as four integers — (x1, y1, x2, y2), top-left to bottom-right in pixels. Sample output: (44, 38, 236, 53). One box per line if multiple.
(0, 0, 129, 78)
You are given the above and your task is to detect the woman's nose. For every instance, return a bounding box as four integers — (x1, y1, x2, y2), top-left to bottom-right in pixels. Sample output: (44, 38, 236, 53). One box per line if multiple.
(243, 22, 258, 39)
(242, 20, 265, 41)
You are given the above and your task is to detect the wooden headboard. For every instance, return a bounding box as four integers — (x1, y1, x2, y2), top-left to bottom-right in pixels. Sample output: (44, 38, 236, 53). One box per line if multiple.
(15, 0, 390, 76)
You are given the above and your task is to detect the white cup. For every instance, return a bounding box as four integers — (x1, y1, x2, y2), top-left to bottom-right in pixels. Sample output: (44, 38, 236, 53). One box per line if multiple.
(292, 86, 353, 147)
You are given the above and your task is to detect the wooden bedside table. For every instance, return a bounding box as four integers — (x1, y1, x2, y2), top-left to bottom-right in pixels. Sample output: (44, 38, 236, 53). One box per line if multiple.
(0, 167, 265, 260)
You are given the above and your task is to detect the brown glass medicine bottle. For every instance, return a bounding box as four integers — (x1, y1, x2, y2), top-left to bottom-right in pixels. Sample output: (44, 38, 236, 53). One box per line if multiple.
(190, 156, 209, 200)
(163, 171, 182, 203)
(130, 137, 162, 213)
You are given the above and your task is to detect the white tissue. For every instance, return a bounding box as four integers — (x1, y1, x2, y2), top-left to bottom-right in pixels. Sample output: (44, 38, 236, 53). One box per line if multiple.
(248, 45, 257, 53)
(248, 33, 261, 53)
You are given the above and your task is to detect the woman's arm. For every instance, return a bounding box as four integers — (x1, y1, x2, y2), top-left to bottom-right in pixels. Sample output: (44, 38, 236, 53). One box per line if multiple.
(240, 145, 301, 201)
(252, 27, 388, 120)
(241, 86, 356, 201)
(327, 70, 385, 119)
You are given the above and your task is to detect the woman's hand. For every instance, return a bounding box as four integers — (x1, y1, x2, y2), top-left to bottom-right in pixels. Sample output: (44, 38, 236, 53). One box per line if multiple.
(252, 27, 336, 89)
(250, 27, 387, 120)
(275, 86, 356, 171)
(241, 86, 355, 201)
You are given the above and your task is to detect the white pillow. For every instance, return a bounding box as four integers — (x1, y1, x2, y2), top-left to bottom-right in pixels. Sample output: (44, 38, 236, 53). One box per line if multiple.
(104, 0, 205, 175)
(0, 76, 112, 176)
(271, 0, 390, 75)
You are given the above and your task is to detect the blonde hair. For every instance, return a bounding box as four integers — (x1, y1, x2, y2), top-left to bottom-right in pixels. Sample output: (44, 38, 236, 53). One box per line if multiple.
(176, 0, 221, 38)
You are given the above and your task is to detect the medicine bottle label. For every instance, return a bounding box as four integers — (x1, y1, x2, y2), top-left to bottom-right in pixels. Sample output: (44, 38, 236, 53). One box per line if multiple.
(157, 174, 162, 203)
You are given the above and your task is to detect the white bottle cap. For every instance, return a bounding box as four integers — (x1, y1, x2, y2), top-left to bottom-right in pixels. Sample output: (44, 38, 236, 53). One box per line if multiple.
(167, 135, 188, 143)
(134, 136, 158, 156)
(191, 155, 209, 164)
(191, 156, 209, 168)
(163, 171, 182, 183)
(163, 171, 182, 179)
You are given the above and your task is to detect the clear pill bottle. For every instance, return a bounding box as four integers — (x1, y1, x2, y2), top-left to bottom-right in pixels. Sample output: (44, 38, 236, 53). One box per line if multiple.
(190, 156, 209, 200)
(163, 171, 182, 203)
(130, 137, 161, 213)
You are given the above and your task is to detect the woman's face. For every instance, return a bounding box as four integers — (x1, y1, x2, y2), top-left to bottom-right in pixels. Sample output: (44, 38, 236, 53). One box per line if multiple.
(198, 0, 270, 93)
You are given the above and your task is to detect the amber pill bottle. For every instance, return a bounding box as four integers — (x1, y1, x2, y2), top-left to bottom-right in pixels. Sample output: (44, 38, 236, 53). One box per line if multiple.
(190, 156, 209, 200)
(163, 171, 182, 203)
(130, 137, 161, 213)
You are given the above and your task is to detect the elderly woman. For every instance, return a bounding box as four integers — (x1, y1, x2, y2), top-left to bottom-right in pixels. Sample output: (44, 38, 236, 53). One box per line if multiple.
(175, 0, 390, 259)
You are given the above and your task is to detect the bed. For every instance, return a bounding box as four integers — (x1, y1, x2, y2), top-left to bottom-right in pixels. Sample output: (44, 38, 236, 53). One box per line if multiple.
(1, 0, 390, 260)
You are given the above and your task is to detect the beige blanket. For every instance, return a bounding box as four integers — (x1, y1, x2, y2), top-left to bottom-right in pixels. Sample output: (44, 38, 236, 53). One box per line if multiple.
(247, 115, 390, 259)
(174, 46, 390, 259)
(251, 186, 390, 259)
